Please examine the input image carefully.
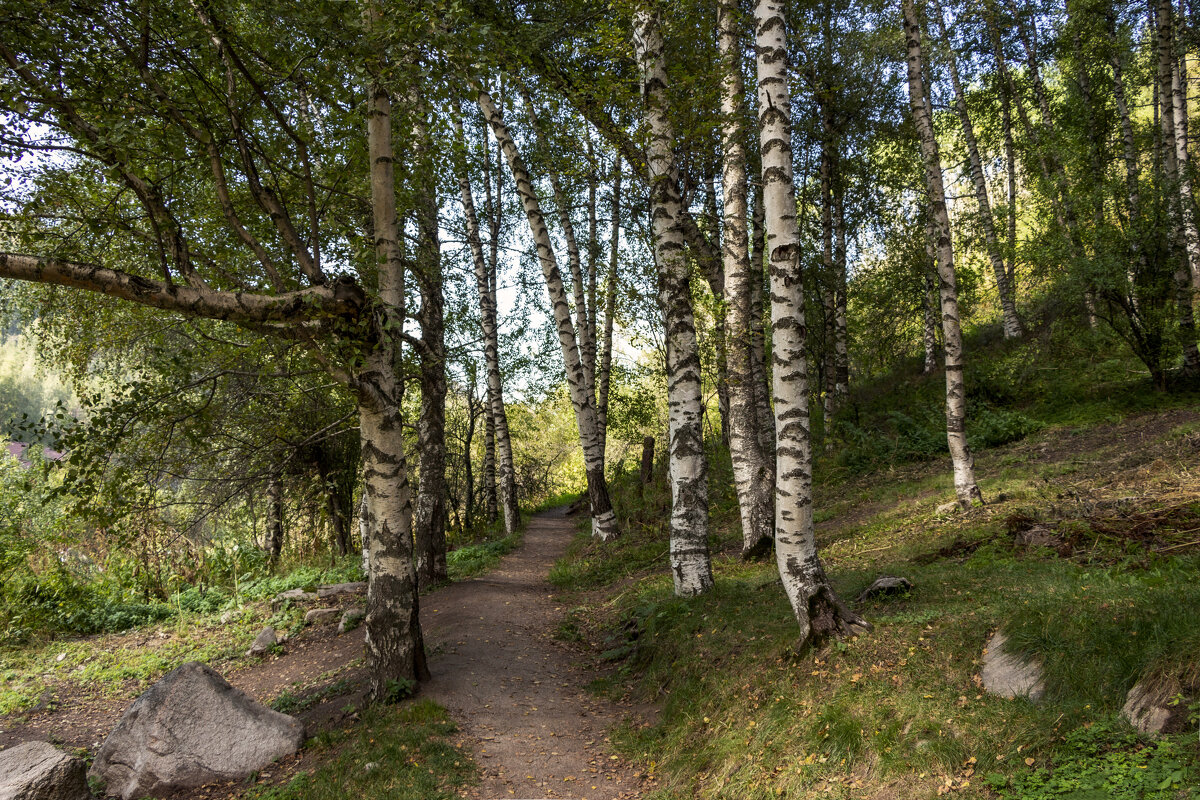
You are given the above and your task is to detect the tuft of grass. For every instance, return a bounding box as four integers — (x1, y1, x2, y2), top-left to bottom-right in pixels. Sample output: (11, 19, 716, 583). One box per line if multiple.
(241, 699, 476, 800)
(446, 531, 522, 582)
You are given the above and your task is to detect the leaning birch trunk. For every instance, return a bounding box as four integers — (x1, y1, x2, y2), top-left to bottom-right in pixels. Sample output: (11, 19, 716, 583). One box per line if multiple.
(362, 74, 429, 689)
(634, 9, 714, 597)
(412, 114, 448, 588)
(455, 116, 522, 536)
(903, 0, 984, 509)
(933, 2, 1022, 339)
(597, 160, 621, 449)
(477, 87, 619, 540)
(719, 0, 774, 559)
(755, 0, 868, 646)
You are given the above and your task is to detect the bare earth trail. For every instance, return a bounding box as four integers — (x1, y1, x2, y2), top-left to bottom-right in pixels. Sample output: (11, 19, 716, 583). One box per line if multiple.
(423, 507, 644, 800)
(0, 508, 645, 799)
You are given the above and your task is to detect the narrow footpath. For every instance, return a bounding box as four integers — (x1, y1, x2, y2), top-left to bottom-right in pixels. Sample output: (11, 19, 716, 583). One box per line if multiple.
(424, 507, 645, 800)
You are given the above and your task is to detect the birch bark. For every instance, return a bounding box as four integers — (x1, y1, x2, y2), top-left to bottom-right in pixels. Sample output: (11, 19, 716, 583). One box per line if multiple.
(634, 8, 714, 597)
(597, 161, 622, 449)
(932, 2, 1022, 339)
(720, 0, 774, 559)
(363, 75, 429, 690)
(755, 0, 867, 646)
(412, 109, 448, 588)
(477, 87, 619, 540)
(454, 115, 522, 536)
(903, 0, 985, 509)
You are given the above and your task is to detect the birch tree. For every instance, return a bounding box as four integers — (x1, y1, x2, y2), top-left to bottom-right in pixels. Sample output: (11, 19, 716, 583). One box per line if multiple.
(755, 0, 868, 646)
(453, 115, 522, 536)
(903, 0, 984, 508)
(633, 7, 714, 597)
(931, 0, 1023, 339)
(0, 2, 430, 692)
(476, 87, 620, 541)
(719, 0, 774, 559)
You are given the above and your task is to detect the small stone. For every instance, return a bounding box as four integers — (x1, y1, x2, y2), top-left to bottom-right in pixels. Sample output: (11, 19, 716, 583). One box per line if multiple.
(303, 608, 340, 625)
(981, 630, 1044, 701)
(363, 762, 378, 773)
(936, 501, 959, 515)
(0, 740, 91, 800)
(317, 582, 366, 599)
(856, 575, 913, 602)
(55, 653, 66, 663)
(338, 608, 366, 635)
(246, 627, 277, 657)
(1121, 681, 1189, 734)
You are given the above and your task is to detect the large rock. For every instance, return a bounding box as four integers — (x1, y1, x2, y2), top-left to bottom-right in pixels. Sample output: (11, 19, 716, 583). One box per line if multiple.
(981, 630, 1045, 701)
(89, 662, 304, 799)
(0, 741, 91, 800)
(1122, 681, 1190, 734)
(316, 582, 365, 599)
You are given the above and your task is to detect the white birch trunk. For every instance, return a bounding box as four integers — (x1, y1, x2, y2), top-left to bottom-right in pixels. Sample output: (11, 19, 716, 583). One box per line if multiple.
(932, 3, 1022, 339)
(362, 75, 428, 690)
(634, 8, 713, 597)
(903, 0, 984, 509)
(454, 116, 522, 536)
(477, 87, 619, 541)
(755, 0, 867, 646)
(720, 0, 774, 559)
(1165, 0, 1200, 291)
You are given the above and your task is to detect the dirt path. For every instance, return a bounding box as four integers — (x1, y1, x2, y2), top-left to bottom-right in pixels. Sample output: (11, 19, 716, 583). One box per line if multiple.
(423, 507, 644, 800)
(1, 508, 645, 799)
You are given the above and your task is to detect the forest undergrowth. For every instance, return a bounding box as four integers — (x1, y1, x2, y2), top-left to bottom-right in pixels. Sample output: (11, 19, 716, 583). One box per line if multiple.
(552, 328, 1200, 800)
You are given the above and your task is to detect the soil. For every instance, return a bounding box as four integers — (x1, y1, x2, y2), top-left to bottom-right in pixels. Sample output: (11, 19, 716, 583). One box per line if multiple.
(0, 508, 647, 799)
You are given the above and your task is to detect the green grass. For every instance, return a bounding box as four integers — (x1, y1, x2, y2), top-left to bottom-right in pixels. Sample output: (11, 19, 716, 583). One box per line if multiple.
(551, 330, 1200, 799)
(446, 530, 522, 582)
(242, 699, 476, 800)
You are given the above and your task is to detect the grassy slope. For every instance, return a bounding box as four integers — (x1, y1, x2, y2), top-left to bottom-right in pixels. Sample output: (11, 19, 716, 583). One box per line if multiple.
(552, 330, 1200, 800)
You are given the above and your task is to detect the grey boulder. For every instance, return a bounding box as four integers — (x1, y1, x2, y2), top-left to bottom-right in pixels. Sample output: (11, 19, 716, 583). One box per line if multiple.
(246, 627, 277, 657)
(1122, 681, 1190, 734)
(317, 582, 365, 599)
(981, 630, 1044, 701)
(0, 741, 91, 800)
(856, 575, 913, 602)
(303, 608, 340, 625)
(89, 662, 303, 799)
(338, 608, 366, 635)
(271, 589, 317, 610)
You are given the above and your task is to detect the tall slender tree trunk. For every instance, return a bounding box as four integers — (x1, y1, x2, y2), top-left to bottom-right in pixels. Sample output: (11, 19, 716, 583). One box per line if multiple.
(455, 115, 522, 536)
(750, 187, 775, 456)
(411, 131, 448, 588)
(597, 160, 621, 450)
(719, 0, 774, 559)
(363, 73, 429, 691)
(266, 472, 284, 563)
(1156, 1, 1200, 373)
(755, 0, 867, 647)
(483, 382, 498, 523)
(904, 0, 985, 509)
(634, 8, 714, 597)
(986, 11, 1019, 292)
(833, 178, 849, 407)
(933, 1, 1023, 339)
(1165, 0, 1200, 289)
(477, 87, 619, 541)
(819, 134, 837, 441)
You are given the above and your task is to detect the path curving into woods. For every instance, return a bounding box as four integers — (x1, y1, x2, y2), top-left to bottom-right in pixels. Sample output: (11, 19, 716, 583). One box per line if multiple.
(0, 507, 646, 799)
(423, 506, 645, 799)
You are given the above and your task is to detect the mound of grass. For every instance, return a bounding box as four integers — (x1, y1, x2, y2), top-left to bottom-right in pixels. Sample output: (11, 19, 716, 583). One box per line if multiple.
(244, 699, 476, 800)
